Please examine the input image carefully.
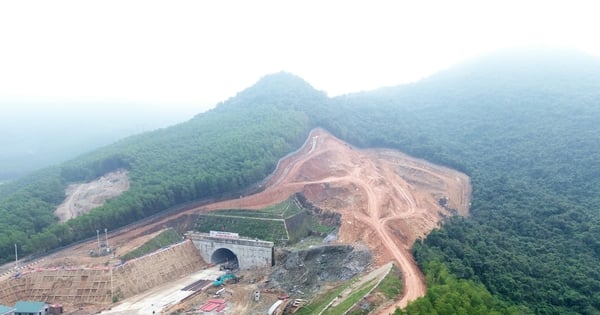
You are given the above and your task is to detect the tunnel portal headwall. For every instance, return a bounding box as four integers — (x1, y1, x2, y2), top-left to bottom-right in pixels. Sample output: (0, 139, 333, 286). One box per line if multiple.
(186, 232, 274, 270)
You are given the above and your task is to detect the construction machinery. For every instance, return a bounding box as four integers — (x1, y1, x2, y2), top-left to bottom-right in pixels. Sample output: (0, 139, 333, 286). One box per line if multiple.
(212, 272, 237, 287)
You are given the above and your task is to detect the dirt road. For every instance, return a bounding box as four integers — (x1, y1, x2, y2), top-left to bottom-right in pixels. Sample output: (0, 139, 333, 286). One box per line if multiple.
(33, 128, 470, 313)
(100, 266, 223, 315)
(196, 129, 470, 312)
(105, 128, 469, 312)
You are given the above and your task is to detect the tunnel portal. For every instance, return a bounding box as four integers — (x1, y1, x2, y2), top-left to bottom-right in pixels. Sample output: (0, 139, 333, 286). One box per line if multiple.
(187, 231, 274, 270)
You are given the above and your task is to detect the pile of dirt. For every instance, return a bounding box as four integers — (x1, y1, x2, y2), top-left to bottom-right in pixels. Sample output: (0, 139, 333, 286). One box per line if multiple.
(269, 244, 372, 295)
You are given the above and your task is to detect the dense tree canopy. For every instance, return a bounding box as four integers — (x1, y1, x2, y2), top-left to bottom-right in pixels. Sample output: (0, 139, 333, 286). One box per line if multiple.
(396, 260, 531, 315)
(321, 50, 600, 314)
(0, 72, 326, 263)
(1, 50, 600, 314)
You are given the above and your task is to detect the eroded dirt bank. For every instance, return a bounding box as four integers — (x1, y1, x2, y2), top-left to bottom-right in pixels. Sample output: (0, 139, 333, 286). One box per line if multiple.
(54, 170, 130, 222)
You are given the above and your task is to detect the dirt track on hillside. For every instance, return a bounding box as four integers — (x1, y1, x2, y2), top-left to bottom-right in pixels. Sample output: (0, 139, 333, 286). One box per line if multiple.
(197, 128, 471, 311)
(31, 128, 470, 313)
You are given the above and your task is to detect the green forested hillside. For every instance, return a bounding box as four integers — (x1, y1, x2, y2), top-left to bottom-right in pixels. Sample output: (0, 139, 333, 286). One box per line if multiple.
(0, 72, 326, 262)
(1, 50, 599, 314)
(322, 50, 600, 314)
(398, 260, 530, 315)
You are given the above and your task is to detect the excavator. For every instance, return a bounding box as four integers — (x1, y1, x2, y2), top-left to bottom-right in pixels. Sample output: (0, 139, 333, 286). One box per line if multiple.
(212, 272, 237, 286)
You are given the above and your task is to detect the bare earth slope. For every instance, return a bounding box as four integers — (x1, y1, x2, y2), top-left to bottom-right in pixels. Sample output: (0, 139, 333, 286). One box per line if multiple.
(54, 170, 130, 222)
(17, 129, 469, 314)
(199, 128, 471, 312)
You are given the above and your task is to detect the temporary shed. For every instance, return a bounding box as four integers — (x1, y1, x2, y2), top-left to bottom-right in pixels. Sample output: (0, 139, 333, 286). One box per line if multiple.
(14, 301, 48, 315)
(0, 304, 15, 315)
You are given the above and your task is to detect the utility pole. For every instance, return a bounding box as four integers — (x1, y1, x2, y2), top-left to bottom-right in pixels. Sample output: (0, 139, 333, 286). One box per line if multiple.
(104, 228, 109, 251)
(96, 229, 100, 255)
(14, 244, 18, 269)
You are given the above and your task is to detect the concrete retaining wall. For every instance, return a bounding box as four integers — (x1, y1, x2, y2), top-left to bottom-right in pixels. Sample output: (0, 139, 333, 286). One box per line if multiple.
(0, 268, 112, 306)
(0, 240, 206, 306)
(113, 240, 206, 298)
(188, 233, 274, 269)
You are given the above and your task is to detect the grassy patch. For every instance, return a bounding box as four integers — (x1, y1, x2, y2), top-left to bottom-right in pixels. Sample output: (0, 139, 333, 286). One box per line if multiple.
(196, 197, 315, 243)
(297, 265, 402, 315)
(205, 197, 303, 219)
(295, 283, 351, 315)
(296, 278, 377, 315)
(196, 215, 288, 242)
(377, 265, 403, 299)
(204, 209, 283, 219)
(310, 220, 336, 234)
(261, 198, 304, 217)
(323, 279, 377, 315)
(120, 229, 181, 261)
(196, 197, 338, 244)
(346, 265, 404, 314)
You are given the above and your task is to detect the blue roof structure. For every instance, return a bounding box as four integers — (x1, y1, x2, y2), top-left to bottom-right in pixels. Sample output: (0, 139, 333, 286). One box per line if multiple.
(0, 304, 15, 314)
(15, 301, 46, 313)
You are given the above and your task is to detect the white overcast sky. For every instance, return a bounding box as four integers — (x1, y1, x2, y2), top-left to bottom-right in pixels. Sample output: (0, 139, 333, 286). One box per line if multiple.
(1, 0, 599, 113)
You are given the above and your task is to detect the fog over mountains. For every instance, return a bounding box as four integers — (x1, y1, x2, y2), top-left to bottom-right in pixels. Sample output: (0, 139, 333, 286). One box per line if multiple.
(1, 49, 600, 313)
(0, 104, 200, 181)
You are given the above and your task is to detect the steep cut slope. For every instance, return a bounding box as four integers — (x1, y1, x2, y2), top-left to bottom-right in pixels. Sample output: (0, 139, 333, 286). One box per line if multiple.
(0, 240, 204, 311)
(198, 128, 470, 309)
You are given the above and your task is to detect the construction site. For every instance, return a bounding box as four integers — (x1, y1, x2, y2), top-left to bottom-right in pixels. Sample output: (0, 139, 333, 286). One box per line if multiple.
(0, 128, 471, 314)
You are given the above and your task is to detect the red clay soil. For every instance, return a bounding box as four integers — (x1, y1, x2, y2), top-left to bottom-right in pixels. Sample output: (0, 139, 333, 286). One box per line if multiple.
(31, 128, 470, 313)
(199, 128, 471, 312)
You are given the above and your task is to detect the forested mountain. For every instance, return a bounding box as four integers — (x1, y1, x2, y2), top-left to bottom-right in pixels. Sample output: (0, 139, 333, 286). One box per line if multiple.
(0, 72, 326, 261)
(1, 50, 599, 314)
(322, 49, 600, 314)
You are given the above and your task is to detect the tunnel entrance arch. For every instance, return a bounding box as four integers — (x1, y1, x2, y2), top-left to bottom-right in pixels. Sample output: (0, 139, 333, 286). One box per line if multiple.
(211, 248, 239, 270)
(187, 232, 274, 270)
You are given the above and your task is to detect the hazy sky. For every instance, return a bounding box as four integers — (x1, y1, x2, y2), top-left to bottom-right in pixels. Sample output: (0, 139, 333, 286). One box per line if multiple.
(1, 0, 599, 112)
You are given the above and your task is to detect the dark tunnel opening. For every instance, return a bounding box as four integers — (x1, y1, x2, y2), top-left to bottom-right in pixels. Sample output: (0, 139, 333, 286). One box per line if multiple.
(211, 248, 238, 269)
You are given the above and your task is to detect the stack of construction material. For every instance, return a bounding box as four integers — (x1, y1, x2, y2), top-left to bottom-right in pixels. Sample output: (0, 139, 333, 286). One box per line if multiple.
(199, 299, 226, 313)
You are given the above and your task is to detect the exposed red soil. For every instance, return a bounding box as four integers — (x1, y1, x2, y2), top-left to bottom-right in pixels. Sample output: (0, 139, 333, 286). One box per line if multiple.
(198, 128, 471, 312)
(27, 128, 470, 313)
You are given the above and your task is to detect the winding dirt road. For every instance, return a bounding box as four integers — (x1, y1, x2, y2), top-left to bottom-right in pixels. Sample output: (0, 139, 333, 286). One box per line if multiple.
(30, 128, 470, 313)
(197, 128, 471, 313)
